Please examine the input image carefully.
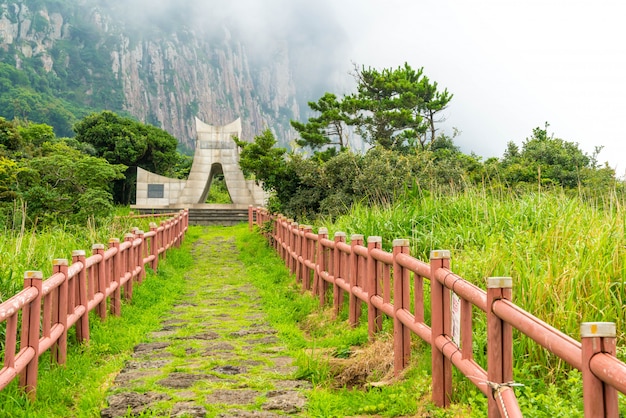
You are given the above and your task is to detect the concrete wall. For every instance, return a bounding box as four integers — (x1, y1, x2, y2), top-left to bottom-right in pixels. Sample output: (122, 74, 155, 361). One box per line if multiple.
(135, 168, 187, 206)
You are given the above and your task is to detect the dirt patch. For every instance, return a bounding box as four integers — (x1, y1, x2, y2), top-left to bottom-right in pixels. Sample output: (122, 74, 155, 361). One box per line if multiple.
(245, 336, 280, 345)
(206, 389, 261, 404)
(328, 336, 396, 389)
(101, 392, 171, 418)
(204, 342, 235, 351)
(113, 369, 161, 385)
(262, 390, 307, 414)
(213, 365, 246, 375)
(170, 402, 207, 417)
(133, 342, 170, 353)
(219, 411, 283, 417)
(157, 372, 216, 389)
(124, 360, 171, 369)
(178, 331, 221, 340)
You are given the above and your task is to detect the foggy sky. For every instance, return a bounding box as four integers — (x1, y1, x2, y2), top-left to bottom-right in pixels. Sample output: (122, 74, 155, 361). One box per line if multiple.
(104, 0, 626, 173)
(104, 0, 350, 101)
(330, 0, 626, 174)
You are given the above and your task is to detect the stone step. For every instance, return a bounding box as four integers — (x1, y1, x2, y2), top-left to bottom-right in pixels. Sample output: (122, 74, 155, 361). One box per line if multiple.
(133, 207, 249, 226)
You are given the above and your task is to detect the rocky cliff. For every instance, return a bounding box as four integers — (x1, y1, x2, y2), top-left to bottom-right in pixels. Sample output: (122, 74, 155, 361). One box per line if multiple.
(0, 0, 328, 147)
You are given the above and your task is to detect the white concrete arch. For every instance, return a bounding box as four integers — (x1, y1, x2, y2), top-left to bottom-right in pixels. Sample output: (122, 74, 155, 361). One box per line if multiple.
(134, 117, 266, 208)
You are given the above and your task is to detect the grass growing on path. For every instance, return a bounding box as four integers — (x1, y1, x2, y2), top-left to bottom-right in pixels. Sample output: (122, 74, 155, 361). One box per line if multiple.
(2, 219, 608, 417)
(234, 225, 469, 417)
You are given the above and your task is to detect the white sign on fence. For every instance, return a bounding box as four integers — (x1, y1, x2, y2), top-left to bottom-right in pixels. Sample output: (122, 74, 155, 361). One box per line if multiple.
(451, 292, 461, 347)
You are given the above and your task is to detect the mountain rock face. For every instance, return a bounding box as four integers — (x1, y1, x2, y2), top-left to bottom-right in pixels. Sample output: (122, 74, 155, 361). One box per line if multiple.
(0, 1, 336, 147)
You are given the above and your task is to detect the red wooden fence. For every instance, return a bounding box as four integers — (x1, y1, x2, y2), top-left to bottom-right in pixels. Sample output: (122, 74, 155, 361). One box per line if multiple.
(249, 206, 626, 418)
(0, 210, 188, 399)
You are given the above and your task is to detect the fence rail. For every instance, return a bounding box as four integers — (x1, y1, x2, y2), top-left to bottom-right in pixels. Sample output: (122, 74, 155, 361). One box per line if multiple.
(0, 210, 188, 399)
(249, 206, 626, 418)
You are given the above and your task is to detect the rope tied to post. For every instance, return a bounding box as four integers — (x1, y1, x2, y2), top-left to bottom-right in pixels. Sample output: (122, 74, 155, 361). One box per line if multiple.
(482, 381, 524, 418)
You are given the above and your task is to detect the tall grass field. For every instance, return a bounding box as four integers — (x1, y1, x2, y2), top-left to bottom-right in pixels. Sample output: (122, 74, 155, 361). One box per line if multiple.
(0, 209, 170, 304)
(323, 187, 626, 409)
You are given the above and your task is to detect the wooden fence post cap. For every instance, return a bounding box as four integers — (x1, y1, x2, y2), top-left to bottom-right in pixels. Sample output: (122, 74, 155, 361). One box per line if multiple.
(486, 277, 513, 289)
(303, 225, 313, 231)
(131, 227, 139, 233)
(334, 231, 346, 238)
(72, 250, 86, 257)
(136, 230, 145, 235)
(53, 259, 68, 266)
(124, 233, 135, 239)
(25, 271, 43, 279)
(430, 250, 451, 259)
(368, 236, 382, 243)
(581, 322, 616, 338)
(109, 238, 120, 244)
(318, 227, 328, 235)
(351, 234, 364, 241)
(149, 222, 158, 228)
(392, 238, 410, 247)
(92, 244, 105, 250)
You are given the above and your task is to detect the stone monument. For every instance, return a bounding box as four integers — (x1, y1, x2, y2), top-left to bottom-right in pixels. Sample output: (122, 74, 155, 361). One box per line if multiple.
(133, 117, 266, 209)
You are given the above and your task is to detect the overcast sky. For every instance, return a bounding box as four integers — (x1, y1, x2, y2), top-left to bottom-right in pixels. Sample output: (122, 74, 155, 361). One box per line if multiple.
(327, 0, 626, 174)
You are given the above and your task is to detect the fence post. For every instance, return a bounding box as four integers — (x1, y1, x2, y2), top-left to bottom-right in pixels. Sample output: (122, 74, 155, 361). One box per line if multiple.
(72, 250, 90, 343)
(296, 224, 304, 284)
(183, 209, 189, 235)
(285, 220, 293, 271)
(19, 271, 42, 399)
(349, 234, 364, 328)
(316, 227, 328, 305)
(149, 222, 159, 271)
(333, 232, 346, 318)
(176, 211, 183, 247)
(109, 238, 121, 316)
(281, 216, 287, 258)
(430, 249, 452, 407)
(160, 220, 168, 260)
(487, 277, 513, 418)
(137, 229, 145, 283)
(393, 239, 411, 375)
(302, 225, 313, 291)
(284, 219, 291, 269)
(52, 260, 68, 364)
(291, 222, 299, 275)
(124, 233, 135, 300)
(581, 322, 618, 418)
(92, 244, 107, 320)
(367, 236, 383, 341)
(248, 205, 253, 231)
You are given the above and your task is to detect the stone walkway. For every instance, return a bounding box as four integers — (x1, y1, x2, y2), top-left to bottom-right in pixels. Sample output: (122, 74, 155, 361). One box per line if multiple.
(101, 236, 310, 417)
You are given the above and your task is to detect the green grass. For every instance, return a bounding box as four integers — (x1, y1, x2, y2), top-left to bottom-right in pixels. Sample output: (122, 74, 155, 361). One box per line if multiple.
(205, 175, 232, 204)
(326, 189, 626, 350)
(235, 224, 461, 416)
(319, 186, 626, 414)
(0, 208, 175, 297)
(3, 202, 622, 416)
(0, 225, 197, 417)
